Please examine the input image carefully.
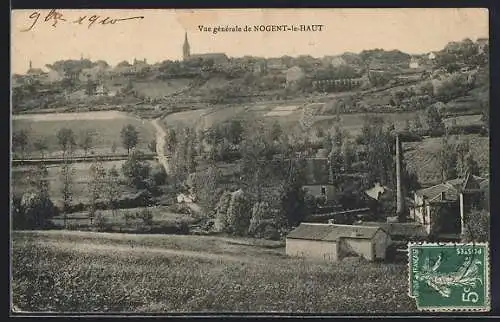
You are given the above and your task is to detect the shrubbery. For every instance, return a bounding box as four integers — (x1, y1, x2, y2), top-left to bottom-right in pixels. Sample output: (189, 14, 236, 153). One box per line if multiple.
(462, 209, 489, 242)
(12, 192, 58, 230)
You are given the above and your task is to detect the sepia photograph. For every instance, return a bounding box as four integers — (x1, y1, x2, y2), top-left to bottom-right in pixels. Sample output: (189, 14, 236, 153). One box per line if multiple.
(10, 8, 490, 314)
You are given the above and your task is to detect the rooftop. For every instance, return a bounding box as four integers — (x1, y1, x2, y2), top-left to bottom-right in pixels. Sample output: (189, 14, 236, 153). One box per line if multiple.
(415, 174, 487, 200)
(359, 221, 428, 238)
(287, 223, 383, 241)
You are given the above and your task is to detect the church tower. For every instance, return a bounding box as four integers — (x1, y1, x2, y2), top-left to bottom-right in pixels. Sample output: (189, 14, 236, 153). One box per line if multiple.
(183, 32, 190, 61)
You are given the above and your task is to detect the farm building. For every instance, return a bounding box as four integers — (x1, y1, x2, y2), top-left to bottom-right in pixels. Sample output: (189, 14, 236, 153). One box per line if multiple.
(286, 223, 390, 262)
(409, 172, 488, 237)
(358, 221, 428, 242)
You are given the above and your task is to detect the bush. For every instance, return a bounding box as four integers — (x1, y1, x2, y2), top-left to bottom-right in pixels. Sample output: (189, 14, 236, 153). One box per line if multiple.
(462, 209, 489, 242)
(151, 164, 167, 186)
(13, 193, 57, 230)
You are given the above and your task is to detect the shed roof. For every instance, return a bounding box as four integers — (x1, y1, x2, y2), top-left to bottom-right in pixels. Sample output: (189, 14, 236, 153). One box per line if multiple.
(359, 222, 428, 238)
(287, 223, 383, 242)
(416, 174, 487, 200)
(365, 183, 391, 200)
(415, 183, 456, 201)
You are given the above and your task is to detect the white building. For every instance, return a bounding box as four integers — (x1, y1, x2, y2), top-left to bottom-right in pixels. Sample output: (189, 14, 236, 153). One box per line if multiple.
(286, 223, 390, 262)
(409, 57, 420, 69)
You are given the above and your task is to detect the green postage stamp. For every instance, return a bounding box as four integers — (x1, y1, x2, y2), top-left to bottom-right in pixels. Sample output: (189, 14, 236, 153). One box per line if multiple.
(408, 242, 490, 312)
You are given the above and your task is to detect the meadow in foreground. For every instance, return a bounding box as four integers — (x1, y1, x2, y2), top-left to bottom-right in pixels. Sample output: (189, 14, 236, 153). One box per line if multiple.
(12, 231, 416, 313)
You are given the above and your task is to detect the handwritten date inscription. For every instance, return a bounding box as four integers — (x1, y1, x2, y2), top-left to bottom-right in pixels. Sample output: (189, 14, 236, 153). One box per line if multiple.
(21, 9, 144, 32)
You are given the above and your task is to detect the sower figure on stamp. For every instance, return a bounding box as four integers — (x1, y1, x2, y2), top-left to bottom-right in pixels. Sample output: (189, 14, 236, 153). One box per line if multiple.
(417, 254, 483, 298)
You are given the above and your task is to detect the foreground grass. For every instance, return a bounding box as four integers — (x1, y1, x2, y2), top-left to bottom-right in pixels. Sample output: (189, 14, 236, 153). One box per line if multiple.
(12, 231, 416, 313)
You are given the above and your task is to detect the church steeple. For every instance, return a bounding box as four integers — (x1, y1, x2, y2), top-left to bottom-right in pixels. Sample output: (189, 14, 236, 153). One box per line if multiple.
(183, 32, 190, 61)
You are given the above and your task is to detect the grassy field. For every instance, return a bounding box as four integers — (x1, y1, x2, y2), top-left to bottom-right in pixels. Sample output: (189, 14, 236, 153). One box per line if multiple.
(162, 108, 212, 130)
(12, 111, 155, 158)
(12, 231, 416, 313)
(404, 134, 489, 185)
(11, 160, 157, 206)
(49, 206, 198, 230)
(314, 111, 419, 136)
(133, 79, 192, 99)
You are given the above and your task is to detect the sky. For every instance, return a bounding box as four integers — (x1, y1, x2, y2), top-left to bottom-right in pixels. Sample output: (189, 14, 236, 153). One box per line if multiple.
(11, 8, 489, 74)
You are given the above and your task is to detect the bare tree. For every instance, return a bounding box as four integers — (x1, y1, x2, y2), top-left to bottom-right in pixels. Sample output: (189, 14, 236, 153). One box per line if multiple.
(105, 166, 121, 217)
(88, 158, 106, 224)
(60, 161, 75, 213)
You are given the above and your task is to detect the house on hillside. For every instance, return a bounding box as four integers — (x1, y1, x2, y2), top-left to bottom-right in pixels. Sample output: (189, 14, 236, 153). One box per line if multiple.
(286, 223, 390, 262)
(330, 56, 347, 67)
(410, 172, 488, 237)
(409, 57, 420, 69)
(428, 52, 437, 60)
(477, 38, 489, 55)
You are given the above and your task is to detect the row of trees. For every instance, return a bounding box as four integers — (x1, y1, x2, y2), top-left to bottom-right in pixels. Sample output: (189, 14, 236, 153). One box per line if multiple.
(12, 124, 141, 159)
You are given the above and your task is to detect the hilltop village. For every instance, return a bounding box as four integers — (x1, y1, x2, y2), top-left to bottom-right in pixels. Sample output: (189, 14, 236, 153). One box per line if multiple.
(12, 34, 490, 263)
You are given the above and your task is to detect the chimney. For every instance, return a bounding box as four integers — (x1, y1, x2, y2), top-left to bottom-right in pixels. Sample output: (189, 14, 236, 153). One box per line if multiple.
(396, 134, 405, 221)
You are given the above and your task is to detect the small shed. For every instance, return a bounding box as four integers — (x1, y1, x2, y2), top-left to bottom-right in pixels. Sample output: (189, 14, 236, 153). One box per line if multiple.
(286, 223, 390, 262)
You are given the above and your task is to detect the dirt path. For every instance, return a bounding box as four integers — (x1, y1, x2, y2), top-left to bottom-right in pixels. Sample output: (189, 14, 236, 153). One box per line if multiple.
(41, 240, 262, 264)
(151, 118, 170, 174)
(150, 117, 202, 215)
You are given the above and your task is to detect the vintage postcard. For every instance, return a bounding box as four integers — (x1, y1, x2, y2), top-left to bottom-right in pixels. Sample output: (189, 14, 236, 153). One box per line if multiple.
(10, 8, 490, 315)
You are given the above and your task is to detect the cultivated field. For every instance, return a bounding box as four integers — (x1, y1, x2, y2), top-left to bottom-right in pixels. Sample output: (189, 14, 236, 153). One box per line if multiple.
(12, 231, 416, 313)
(161, 108, 212, 130)
(314, 111, 419, 136)
(404, 134, 489, 185)
(12, 111, 155, 158)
